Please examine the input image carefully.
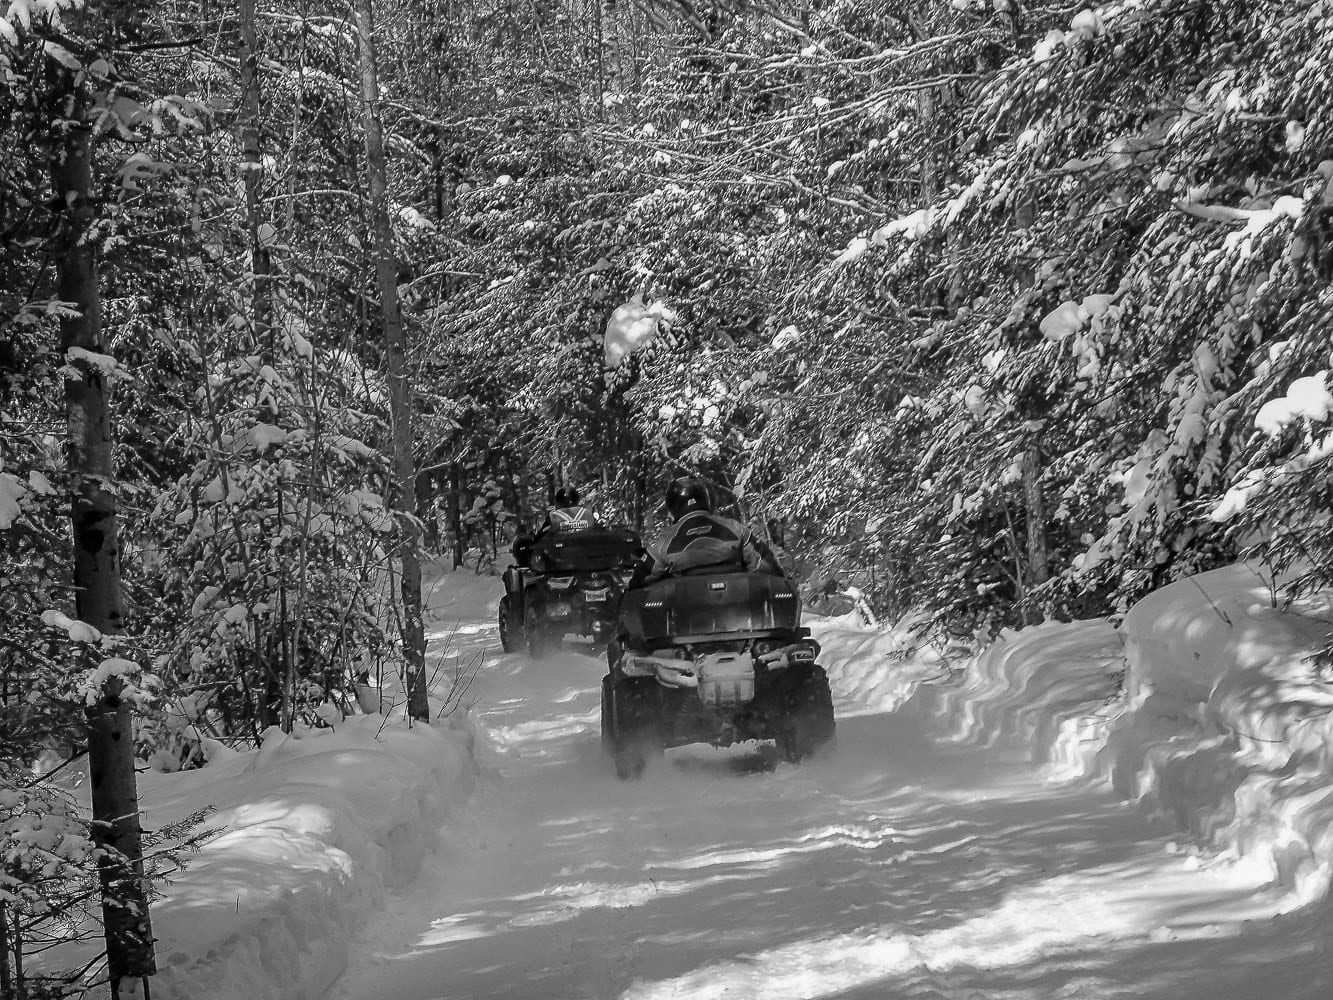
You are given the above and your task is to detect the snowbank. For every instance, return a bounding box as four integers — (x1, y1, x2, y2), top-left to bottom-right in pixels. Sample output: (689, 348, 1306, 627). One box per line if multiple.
(138, 563, 493, 999)
(814, 613, 1124, 778)
(1105, 563, 1333, 903)
(914, 620, 1124, 779)
(145, 715, 476, 1000)
(812, 611, 948, 717)
(815, 564, 1333, 908)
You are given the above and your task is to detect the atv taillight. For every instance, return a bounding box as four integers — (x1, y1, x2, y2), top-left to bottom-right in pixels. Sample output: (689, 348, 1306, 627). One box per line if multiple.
(790, 640, 819, 663)
(756, 638, 821, 668)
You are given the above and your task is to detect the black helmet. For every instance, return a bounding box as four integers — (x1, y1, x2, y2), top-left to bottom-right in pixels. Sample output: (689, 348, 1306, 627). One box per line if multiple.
(554, 486, 580, 506)
(664, 476, 712, 520)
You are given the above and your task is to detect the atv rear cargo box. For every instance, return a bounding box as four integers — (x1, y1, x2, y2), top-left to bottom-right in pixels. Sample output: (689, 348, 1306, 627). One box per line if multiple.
(529, 525, 640, 574)
(618, 572, 806, 646)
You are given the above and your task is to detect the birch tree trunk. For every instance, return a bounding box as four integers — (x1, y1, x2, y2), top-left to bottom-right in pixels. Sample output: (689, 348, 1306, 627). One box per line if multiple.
(52, 68, 156, 997)
(354, 0, 430, 722)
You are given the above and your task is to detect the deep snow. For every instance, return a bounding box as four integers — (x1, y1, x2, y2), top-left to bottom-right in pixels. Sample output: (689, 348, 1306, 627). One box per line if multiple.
(65, 562, 1333, 999)
(145, 714, 474, 1000)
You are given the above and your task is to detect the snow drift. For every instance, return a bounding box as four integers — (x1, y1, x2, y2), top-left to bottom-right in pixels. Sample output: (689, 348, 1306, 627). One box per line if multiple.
(145, 715, 476, 1000)
(1105, 563, 1333, 904)
(814, 613, 1124, 779)
(816, 563, 1333, 908)
(812, 610, 949, 717)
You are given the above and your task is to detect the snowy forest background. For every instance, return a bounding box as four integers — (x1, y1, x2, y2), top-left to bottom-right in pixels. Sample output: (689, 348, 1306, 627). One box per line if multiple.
(3, 0, 1333, 995)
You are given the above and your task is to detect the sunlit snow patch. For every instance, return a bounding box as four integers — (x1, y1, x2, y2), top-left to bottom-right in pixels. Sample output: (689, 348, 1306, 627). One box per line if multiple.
(605, 294, 677, 368)
(620, 855, 1279, 1000)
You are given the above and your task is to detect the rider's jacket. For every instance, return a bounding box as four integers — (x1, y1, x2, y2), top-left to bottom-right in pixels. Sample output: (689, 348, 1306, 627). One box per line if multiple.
(545, 505, 597, 531)
(643, 511, 773, 580)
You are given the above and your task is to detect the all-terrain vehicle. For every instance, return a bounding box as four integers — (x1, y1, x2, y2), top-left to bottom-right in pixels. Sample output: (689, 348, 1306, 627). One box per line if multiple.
(601, 568, 835, 779)
(499, 524, 642, 658)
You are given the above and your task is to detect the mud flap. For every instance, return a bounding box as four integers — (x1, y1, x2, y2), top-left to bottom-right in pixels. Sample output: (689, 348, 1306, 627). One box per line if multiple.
(605, 675, 664, 780)
(773, 665, 836, 764)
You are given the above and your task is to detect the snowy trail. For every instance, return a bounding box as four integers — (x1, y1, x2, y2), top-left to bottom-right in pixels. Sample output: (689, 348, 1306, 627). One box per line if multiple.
(331, 574, 1326, 1000)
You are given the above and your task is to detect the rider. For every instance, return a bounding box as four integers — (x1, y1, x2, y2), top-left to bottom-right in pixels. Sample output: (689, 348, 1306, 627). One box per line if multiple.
(538, 486, 599, 534)
(513, 486, 600, 567)
(629, 476, 782, 586)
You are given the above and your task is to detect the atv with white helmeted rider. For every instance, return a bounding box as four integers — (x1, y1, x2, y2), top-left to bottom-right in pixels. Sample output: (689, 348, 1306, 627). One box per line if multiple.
(500, 487, 642, 658)
(600, 477, 835, 779)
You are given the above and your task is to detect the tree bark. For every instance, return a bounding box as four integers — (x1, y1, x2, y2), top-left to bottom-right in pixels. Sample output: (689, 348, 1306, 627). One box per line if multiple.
(448, 463, 464, 569)
(1, 901, 12, 999)
(238, 0, 273, 360)
(417, 469, 437, 550)
(355, 0, 429, 723)
(52, 74, 156, 996)
(1022, 446, 1050, 592)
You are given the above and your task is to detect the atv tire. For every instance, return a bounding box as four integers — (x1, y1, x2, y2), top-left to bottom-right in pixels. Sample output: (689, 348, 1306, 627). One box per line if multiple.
(775, 665, 836, 764)
(498, 596, 519, 653)
(600, 674, 614, 753)
(604, 674, 664, 780)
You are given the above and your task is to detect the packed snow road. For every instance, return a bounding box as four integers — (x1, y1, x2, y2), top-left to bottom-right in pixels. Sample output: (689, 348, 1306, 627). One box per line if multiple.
(331, 574, 1326, 1000)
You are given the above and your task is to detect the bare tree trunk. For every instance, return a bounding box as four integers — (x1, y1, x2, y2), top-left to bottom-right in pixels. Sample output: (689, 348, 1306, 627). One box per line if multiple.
(593, 0, 606, 120)
(277, 483, 293, 732)
(52, 76, 156, 997)
(1022, 446, 1050, 592)
(238, 0, 273, 359)
(633, 469, 646, 532)
(10, 909, 22, 1000)
(915, 87, 937, 202)
(417, 469, 437, 550)
(1, 901, 12, 999)
(1001, 499, 1029, 625)
(448, 463, 464, 569)
(355, 0, 429, 723)
(907, 18, 965, 310)
(518, 466, 533, 525)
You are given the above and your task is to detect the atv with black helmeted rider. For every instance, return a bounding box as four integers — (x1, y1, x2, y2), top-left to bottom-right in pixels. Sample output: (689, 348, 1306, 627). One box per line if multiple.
(600, 566, 836, 779)
(499, 523, 642, 658)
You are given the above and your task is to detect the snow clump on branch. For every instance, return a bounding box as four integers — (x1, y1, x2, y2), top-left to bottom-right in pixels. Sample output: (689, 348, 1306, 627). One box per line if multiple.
(1039, 294, 1114, 342)
(604, 293, 677, 368)
(1254, 372, 1333, 437)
